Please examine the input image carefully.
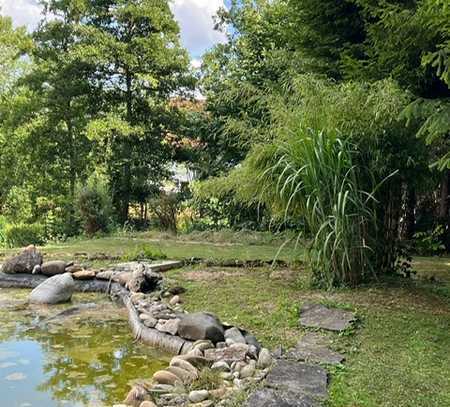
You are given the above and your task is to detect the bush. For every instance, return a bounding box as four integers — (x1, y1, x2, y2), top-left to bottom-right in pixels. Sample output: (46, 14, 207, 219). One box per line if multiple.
(121, 244, 167, 261)
(4, 223, 45, 248)
(76, 174, 113, 236)
(148, 192, 179, 233)
(0, 216, 7, 247)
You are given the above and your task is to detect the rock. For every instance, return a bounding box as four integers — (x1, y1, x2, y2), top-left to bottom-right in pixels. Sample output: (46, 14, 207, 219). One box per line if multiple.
(285, 333, 345, 365)
(167, 366, 197, 384)
(245, 388, 318, 407)
(204, 343, 249, 363)
(32, 264, 41, 275)
(211, 361, 230, 372)
(127, 267, 148, 293)
(193, 340, 214, 352)
(139, 402, 157, 407)
(265, 360, 328, 400)
(170, 358, 198, 375)
(143, 318, 158, 328)
(240, 360, 256, 379)
(72, 269, 96, 280)
(299, 303, 355, 332)
(177, 312, 225, 343)
(224, 327, 246, 344)
(2, 245, 43, 274)
(188, 347, 204, 357)
(189, 390, 209, 403)
(152, 370, 182, 386)
(169, 295, 181, 305)
(147, 384, 175, 394)
(167, 286, 186, 295)
(123, 384, 149, 407)
(175, 355, 211, 369)
(155, 318, 180, 335)
(245, 333, 262, 351)
(29, 273, 74, 304)
(148, 260, 183, 273)
(40, 261, 67, 276)
(96, 270, 118, 280)
(65, 264, 83, 273)
(257, 348, 273, 369)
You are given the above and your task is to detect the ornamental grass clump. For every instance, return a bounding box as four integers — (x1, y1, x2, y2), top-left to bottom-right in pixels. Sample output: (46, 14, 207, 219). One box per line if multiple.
(255, 130, 380, 288)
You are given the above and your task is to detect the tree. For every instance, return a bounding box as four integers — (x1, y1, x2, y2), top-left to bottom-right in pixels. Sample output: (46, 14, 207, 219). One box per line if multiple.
(84, 0, 193, 223)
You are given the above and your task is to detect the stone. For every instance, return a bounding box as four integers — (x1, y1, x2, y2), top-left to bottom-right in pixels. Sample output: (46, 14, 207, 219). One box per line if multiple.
(175, 355, 211, 369)
(2, 245, 43, 274)
(65, 264, 83, 273)
(167, 366, 197, 384)
(32, 264, 41, 275)
(143, 318, 158, 328)
(245, 388, 319, 407)
(240, 360, 256, 379)
(40, 261, 67, 276)
(177, 312, 225, 343)
(188, 347, 204, 357)
(257, 348, 273, 369)
(169, 358, 198, 375)
(148, 260, 183, 273)
(265, 360, 328, 400)
(72, 269, 96, 280)
(167, 286, 186, 295)
(224, 327, 247, 344)
(29, 273, 74, 304)
(155, 318, 180, 335)
(299, 303, 355, 332)
(204, 343, 249, 363)
(193, 340, 214, 352)
(152, 370, 182, 386)
(169, 295, 181, 305)
(147, 384, 175, 394)
(245, 333, 262, 351)
(189, 390, 209, 403)
(123, 384, 149, 407)
(211, 361, 230, 372)
(96, 270, 118, 280)
(285, 333, 345, 365)
(139, 402, 157, 407)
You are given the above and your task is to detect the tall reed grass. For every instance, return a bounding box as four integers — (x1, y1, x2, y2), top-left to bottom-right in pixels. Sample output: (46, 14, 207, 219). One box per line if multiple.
(257, 129, 379, 287)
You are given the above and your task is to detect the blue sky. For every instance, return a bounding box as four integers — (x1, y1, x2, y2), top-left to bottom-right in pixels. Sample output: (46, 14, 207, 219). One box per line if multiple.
(0, 0, 231, 64)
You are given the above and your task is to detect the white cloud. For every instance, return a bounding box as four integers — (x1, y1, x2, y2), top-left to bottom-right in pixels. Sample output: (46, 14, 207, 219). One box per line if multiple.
(0, 0, 43, 31)
(0, 0, 227, 60)
(170, 0, 227, 58)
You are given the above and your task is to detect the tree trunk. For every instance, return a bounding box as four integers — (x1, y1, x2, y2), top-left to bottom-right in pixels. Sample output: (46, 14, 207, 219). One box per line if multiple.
(439, 170, 450, 251)
(404, 186, 416, 240)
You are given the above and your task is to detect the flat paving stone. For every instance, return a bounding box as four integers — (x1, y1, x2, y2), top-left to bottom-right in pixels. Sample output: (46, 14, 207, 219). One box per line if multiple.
(285, 333, 345, 365)
(245, 388, 319, 407)
(265, 360, 328, 400)
(299, 303, 355, 332)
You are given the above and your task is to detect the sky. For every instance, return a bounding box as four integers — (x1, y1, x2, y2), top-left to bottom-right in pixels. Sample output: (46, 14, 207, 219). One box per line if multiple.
(0, 0, 229, 64)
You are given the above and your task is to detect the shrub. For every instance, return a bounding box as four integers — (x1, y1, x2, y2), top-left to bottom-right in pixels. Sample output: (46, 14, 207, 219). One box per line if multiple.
(121, 245, 167, 261)
(76, 174, 113, 236)
(4, 223, 45, 248)
(148, 192, 179, 233)
(0, 216, 7, 247)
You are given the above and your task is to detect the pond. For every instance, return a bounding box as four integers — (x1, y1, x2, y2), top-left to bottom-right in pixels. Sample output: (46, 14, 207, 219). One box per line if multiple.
(0, 288, 170, 407)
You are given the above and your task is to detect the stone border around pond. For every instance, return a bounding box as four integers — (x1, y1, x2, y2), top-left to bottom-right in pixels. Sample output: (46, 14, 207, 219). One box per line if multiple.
(1, 247, 358, 407)
(0, 251, 274, 407)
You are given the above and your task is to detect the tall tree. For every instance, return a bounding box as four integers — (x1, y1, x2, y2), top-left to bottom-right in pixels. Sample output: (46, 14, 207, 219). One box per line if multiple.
(84, 0, 192, 223)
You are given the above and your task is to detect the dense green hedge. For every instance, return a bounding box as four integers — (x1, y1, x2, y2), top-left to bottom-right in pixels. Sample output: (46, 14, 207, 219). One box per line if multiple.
(3, 223, 46, 248)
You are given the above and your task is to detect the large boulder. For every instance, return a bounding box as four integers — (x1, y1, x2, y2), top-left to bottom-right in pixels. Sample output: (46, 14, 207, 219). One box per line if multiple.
(1, 245, 43, 274)
(29, 273, 75, 304)
(40, 260, 67, 276)
(177, 312, 225, 343)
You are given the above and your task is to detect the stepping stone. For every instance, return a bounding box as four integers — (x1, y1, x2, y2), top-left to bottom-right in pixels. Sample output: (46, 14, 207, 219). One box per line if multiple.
(265, 360, 328, 400)
(245, 388, 319, 407)
(299, 303, 355, 332)
(285, 333, 345, 365)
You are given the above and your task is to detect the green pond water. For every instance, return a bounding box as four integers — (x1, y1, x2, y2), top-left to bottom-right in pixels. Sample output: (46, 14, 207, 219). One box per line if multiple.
(0, 288, 170, 407)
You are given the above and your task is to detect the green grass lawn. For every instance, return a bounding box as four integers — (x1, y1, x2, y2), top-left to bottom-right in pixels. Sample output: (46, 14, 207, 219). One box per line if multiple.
(1, 232, 449, 406)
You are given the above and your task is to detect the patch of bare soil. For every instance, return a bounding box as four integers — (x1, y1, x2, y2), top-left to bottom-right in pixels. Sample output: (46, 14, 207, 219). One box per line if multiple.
(183, 269, 245, 282)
